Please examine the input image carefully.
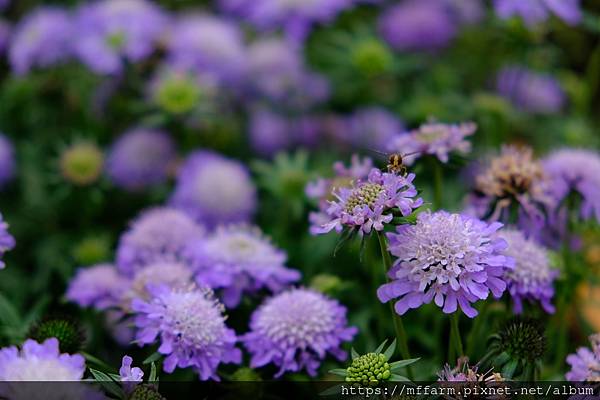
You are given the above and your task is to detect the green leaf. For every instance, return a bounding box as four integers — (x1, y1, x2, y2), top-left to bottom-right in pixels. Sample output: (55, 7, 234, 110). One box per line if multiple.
(0, 292, 22, 328)
(501, 359, 518, 379)
(89, 368, 124, 399)
(383, 338, 397, 360)
(319, 383, 344, 396)
(373, 339, 388, 355)
(328, 368, 348, 377)
(82, 352, 115, 373)
(493, 351, 510, 367)
(149, 362, 158, 382)
(390, 373, 411, 382)
(351, 347, 360, 360)
(143, 352, 162, 364)
(389, 358, 420, 371)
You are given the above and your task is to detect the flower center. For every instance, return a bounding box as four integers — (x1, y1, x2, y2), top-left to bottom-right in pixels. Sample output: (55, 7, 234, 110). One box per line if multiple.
(344, 183, 384, 212)
(346, 353, 391, 386)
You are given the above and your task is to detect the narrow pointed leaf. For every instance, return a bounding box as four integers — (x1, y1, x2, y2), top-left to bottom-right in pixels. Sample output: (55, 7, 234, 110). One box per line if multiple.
(144, 352, 162, 364)
(319, 384, 345, 396)
(390, 373, 411, 382)
(351, 347, 360, 360)
(374, 339, 388, 355)
(149, 362, 157, 382)
(383, 338, 397, 360)
(389, 358, 420, 371)
(328, 368, 348, 377)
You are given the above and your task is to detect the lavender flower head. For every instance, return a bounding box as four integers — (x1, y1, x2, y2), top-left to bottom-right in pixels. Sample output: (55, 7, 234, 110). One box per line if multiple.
(438, 357, 504, 382)
(106, 128, 176, 191)
(0, 134, 15, 188)
(132, 285, 241, 380)
(66, 263, 129, 310)
(120, 355, 144, 382)
(116, 207, 205, 277)
(306, 155, 373, 234)
(335, 108, 404, 151)
(493, 0, 582, 26)
(244, 37, 329, 109)
(499, 229, 558, 314)
(169, 151, 257, 227)
(73, 0, 168, 75)
(388, 121, 476, 165)
(378, 211, 514, 318)
(187, 225, 300, 308)
(566, 334, 600, 381)
(378, 0, 457, 52)
(166, 14, 246, 84)
(0, 20, 10, 56)
(128, 261, 193, 302)
(0, 338, 85, 380)
(242, 288, 357, 377)
(9, 7, 73, 75)
(543, 149, 600, 223)
(313, 167, 423, 235)
(220, 0, 354, 42)
(496, 66, 566, 114)
(0, 213, 15, 269)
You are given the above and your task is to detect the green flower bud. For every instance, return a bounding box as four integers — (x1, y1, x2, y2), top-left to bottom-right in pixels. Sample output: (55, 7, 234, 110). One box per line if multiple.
(154, 73, 202, 115)
(60, 143, 104, 186)
(72, 236, 111, 265)
(346, 353, 392, 387)
(351, 39, 393, 77)
(28, 315, 86, 354)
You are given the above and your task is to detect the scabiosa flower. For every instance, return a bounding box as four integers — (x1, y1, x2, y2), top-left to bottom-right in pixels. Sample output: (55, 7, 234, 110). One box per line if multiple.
(0, 338, 85, 380)
(116, 207, 205, 276)
(499, 229, 558, 313)
(333, 108, 404, 152)
(73, 0, 168, 75)
(8, 7, 73, 74)
(0, 134, 16, 187)
(543, 149, 600, 223)
(493, 0, 582, 26)
(219, 0, 354, 43)
(106, 128, 176, 191)
(244, 37, 329, 109)
(242, 288, 357, 377)
(438, 357, 504, 382)
(0, 213, 15, 269)
(378, 0, 457, 52)
(496, 66, 566, 114)
(132, 285, 241, 380)
(388, 121, 476, 165)
(313, 167, 423, 235)
(187, 225, 300, 308)
(165, 14, 246, 84)
(169, 151, 257, 227)
(120, 355, 144, 382)
(469, 145, 553, 227)
(378, 211, 514, 318)
(128, 261, 193, 302)
(306, 155, 374, 235)
(148, 66, 215, 115)
(66, 264, 129, 310)
(566, 334, 600, 381)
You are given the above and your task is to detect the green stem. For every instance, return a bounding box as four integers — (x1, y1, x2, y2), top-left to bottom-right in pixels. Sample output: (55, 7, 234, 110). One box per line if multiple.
(376, 231, 414, 380)
(449, 313, 464, 363)
(431, 157, 443, 210)
(466, 301, 489, 356)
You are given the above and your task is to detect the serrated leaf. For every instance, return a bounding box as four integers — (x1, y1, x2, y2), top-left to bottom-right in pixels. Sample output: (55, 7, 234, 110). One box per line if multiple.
(351, 347, 360, 360)
(328, 368, 348, 377)
(383, 338, 397, 360)
(374, 339, 388, 355)
(389, 358, 420, 371)
(143, 352, 162, 364)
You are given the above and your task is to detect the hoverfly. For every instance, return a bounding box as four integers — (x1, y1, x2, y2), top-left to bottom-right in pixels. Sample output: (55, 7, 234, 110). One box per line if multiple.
(369, 149, 421, 176)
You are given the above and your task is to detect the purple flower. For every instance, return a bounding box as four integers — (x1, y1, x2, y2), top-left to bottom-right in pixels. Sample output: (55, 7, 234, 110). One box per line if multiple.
(220, 0, 354, 43)
(499, 229, 558, 314)
(132, 285, 241, 380)
(543, 149, 600, 223)
(73, 0, 168, 75)
(66, 264, 129, 309)
(378, 0, 457, 52)
(116, 207, 205, 277)
(244, 37, 329, 109)
(169, 151, 257, 228)
(106, 128, 176, 191)
(120, 355, 144, 382)
(566, 334, 600, 381)
(333, 108, 404, 152)
(0, 20, 10, 55)
(8, 7, 73, 75)
(242, 288, 357, 377)
(388, 121, 476, 165)
(126, 261, 194, 303)
(313, 167, 423, 235)
(438, 357, 504, 381)
(496, 66, 566, 114)
(0, 0, 8, 11)
(249, 108, 322, 156)
(166, 14, 246, 84)
(187, 225, 300, 308)
(0, 134, 15, 188)
(306, 155, 374, 234)
(0, 213, 15, 269)
(377, 211, 514, 318)
(0, 338, 85, 380)
(493, 0, 582, 26)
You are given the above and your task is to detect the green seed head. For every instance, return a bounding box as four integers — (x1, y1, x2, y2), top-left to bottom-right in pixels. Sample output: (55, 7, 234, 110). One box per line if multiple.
(344, 183, 385, 213)
(129, 384, 166, 400)
(28, 315, 86, 354)
(60, 143, 104, 186)
(346, 352, 391, 387)
(497, 317, 546, 362)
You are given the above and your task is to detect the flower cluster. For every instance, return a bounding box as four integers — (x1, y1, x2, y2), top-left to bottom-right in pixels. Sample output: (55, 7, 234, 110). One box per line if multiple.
(566, 334, 600, 382)
(378, 211, 514, 318)
(313, 167, 422, 235)
(493, 0, 582, 26)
